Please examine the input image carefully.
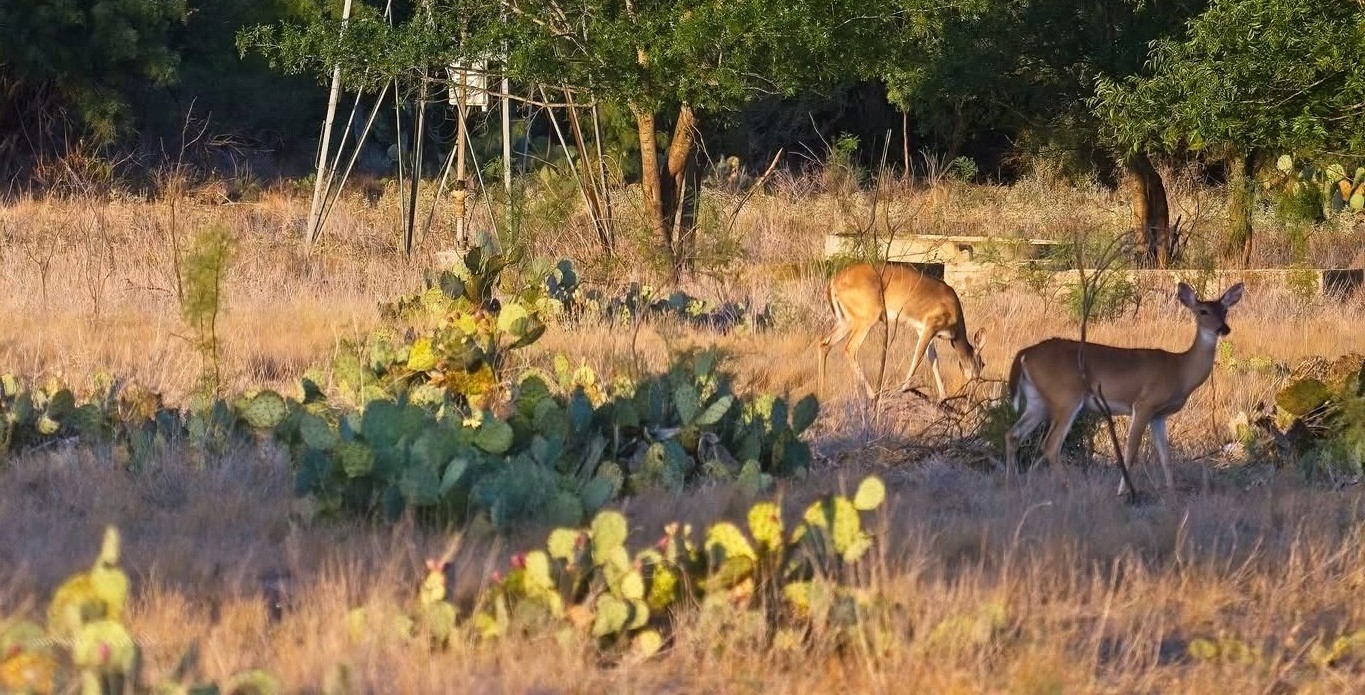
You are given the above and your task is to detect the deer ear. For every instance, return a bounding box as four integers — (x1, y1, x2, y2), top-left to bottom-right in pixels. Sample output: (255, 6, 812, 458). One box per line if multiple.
(1220, 282, 1245, 308)
(972, 327, 985, 349)
(1176, 282, 1197, 307)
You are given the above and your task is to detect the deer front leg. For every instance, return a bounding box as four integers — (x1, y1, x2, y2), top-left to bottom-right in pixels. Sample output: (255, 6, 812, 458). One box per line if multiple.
(1117, 409, 1153, 496)
(1150, 417, 1174, 488)
(899, 327, 937, 395)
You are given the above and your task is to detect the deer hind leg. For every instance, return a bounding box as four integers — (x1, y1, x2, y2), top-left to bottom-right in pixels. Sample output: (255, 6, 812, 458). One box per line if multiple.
(817, 321, 854, 398)
(1040, 399, 1085, 472)
(1005, 396, 1048, 476)
(842, 321, 878, 399)
(1117, 409, 1154, 496)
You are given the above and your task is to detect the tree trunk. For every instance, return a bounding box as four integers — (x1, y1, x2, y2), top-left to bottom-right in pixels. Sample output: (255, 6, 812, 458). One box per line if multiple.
(633, 105, 667, 249)
(1126, 150, 1171, 268)
(664, 103, 698, 278)
(902, 109, 911, 179)
(634, 102, 699, 281)
(1225, 150, 1257, 268)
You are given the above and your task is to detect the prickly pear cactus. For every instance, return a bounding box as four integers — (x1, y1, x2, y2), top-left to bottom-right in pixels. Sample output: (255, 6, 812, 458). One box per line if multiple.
(238, 390, 288, 430)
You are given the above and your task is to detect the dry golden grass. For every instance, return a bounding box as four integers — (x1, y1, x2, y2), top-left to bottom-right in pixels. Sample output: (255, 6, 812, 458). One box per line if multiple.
(3, 175, 1365, 692)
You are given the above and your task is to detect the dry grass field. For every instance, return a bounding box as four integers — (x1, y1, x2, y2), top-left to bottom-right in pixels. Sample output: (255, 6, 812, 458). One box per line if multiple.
(3, 171, 1365, 693)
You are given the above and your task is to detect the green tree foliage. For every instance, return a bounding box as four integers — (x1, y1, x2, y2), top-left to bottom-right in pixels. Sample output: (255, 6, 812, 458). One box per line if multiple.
(884, 0, 1204, 165)
(0, 0, 188, 145)
(240, 0, 888, 276)
(1, 0, 329, 185)
(1093, 0, 1365, 263)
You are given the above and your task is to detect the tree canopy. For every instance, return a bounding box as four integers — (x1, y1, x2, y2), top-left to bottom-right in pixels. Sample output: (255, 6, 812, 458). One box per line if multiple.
(1093, 0, 1365, 158)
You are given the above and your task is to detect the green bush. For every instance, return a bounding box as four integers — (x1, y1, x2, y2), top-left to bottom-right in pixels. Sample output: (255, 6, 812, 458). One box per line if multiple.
(1064, 274, 1141, 323)
(1260, 357, 1365, 481)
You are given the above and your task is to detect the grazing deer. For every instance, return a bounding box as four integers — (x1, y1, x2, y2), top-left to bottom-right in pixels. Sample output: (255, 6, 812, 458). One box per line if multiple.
(1004, 281, 1245, 493)
(817, 262, 985, 401)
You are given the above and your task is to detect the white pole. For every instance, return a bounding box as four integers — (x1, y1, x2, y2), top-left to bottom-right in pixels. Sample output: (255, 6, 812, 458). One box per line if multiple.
(305, 0, 353, 247)
(502, 73, 512, 196)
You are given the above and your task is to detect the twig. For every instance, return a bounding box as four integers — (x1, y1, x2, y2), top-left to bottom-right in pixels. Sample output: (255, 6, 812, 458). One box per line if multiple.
(1074, 232, 1141, 503)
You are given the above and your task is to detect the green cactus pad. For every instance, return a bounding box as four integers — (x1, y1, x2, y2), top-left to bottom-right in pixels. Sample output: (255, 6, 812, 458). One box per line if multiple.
(546, 529, 584, 563)
(617, 570, 646, 601)
(0, 373, 17, 397)
(673, 384, 700, 423)
(337, 441, 376, 477)
(632, 629, 664, 660)
(736, 460, 773, 497)
(439, 458, 469, 495)
(298, 412, 339, 451)
(694, 395, 734, 427)
(645, 566, 679, 612)
(523, 551, 555, 590)
(223, 668, 284, 695)
(1276, 378, 1332, 417)
(95, 525, 120, 562)
(45, 389, 75, 419)
(73, 619, 138, 673)
(923, 601, 1008, 652)
(627, 598, 651, 630)
(36, 415, 60, 436)
(853, 476, 887, 511)
(782, 581, 813, 617)
(399, 465, 441, 505)
(90, 565, 129, 622)
(542, 491, 584, 528)
(420, 565, 448, 606)
(580, 475, 617, 513)
(0, 620, 48, 655)
(1352, 192, 1364, 211)
(590, 511, 629, 557)
(747, 502, 784, 553)
(791, 395, 819, 434)
(473, 420, 514, 455)
(69, 404, 108, 439)
(705, 522, 757, 562)
(406, 338, 438, 372)
(592, 594, 630, 637)
(240, 390, 288, 430)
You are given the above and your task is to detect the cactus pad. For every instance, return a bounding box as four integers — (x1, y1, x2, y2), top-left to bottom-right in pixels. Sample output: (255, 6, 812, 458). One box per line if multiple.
(473, 420, 514, 455)
(240, 390, 288, 430)
(747, 502, 784, 553)
(1276, 378, 1332, 417)
(298, 412, 338, 451)
(592, 594, 631, 637)
(337, 441, 376, 477)
(72, 619, 138, 673)
(853, 476, 886, 511)
(547, 529, 584, 563)
(590, 511, 629, 558)
(705, 522, 756, 562)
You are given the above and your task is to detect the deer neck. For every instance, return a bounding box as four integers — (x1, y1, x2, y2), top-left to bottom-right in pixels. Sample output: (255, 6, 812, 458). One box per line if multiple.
(1179, 325, 1221, 391)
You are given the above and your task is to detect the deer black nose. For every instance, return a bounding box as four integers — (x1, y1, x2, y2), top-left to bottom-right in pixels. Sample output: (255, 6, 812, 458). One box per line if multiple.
(1218, 325, 1231, 336)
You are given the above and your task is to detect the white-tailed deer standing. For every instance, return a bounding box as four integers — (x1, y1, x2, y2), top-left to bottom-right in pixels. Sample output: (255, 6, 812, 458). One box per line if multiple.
(1004, 281, 1245, 493)
(818, 262, 985, 401)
